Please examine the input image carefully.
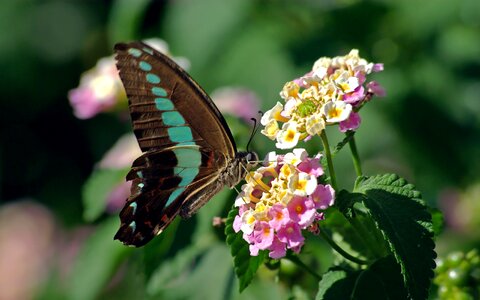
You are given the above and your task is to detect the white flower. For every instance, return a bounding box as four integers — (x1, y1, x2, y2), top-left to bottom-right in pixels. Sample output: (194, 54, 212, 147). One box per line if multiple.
(288, 173, 318, 196)
(279, 81, 300, 100)
(260, 119, 279, 140)
(306, 114, 325, 135)
(321, 101, 352, 123)
(261, 102, 285, 125)
(284, 148, 308, 166)
(240, 209, 256, 234)
(275, 121, 301, 149)
(334, 70, 359, 93)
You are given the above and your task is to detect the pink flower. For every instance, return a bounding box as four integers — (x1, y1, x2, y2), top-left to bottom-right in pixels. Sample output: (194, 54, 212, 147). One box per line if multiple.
(249, 244, 260, 256)
(233, 215, 243, 233)
(106, 181, 132, 214)
(367, 81, 386, 97)
(277, 222, 304, 248)
(311, 184, 335, 209)
(268, 203, 290, 230)
(211, 87, 261, 123)
(268, 237, 287, 259)
(68, 85, 117, 119)
(287, 197, 317, 228)
(69, 38, 190, 119)
(339, 111, 361, 132)
(252, 221, 274, 250)
(343, 85, 365, 105)
(68, 57, 124, 119)
(372, 63, 384, 72)
(297, 154, 324, 177)
(293, 71, 312, 88)
(99, 134, 142, 169)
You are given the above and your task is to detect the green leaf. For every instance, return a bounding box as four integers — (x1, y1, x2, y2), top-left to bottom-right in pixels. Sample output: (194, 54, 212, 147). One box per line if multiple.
(357, 255, 408, 300)
(82, 168, 127, 222)
(163, 0, 253, 70)
(146, 243, 209, 297)
(316, 256, 408, 300)
(225, 207, 267, 292)
(67, 217, 132, 300)
(332, 131, 355, 155)
(316, 268, 360, 300)
(354, 174, 436, 300)
(142, 218, 181, 279)
(107, 0, 151, 44)
(148, 243, 234, 300)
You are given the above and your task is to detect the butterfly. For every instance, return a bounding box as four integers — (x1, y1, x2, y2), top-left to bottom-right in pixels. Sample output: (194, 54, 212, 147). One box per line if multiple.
(113, 41, 258, 247)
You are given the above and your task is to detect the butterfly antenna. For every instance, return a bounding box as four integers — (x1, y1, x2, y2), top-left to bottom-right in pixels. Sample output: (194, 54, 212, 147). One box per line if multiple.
(246, 111, 264, 152)
(246, 118, 257, 153)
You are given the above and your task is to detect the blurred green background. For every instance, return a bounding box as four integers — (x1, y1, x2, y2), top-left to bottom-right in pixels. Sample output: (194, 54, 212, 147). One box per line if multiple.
(1, 0, 480, 299)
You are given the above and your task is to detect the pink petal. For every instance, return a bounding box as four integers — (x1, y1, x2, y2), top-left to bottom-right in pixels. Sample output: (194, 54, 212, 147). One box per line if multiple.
(339, 111, 361, 133)
(268, 237, 287, 259)
(311, 184, 335, 210)
(367, 81, 386, 97)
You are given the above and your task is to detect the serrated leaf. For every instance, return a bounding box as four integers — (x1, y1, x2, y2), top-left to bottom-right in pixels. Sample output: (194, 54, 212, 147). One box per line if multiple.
(354, 174, 436, 300)
(67, 217, 132, 300)
(317, 256, 408, 300)
(225, 207, 266, 292)
(82, 168, 127, 222)
(335, 189, 365, 217)
(316, 268, 360, 300)
(357, 255, 408, 300)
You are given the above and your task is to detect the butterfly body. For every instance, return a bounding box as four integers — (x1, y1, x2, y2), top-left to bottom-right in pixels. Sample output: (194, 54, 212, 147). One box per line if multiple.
(113, 42, 257, 247)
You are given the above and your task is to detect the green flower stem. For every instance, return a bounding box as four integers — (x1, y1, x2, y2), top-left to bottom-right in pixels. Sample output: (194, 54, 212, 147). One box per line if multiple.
(319, 227, 370, 265)
(320, 131, 338, 191)
(348, 134, 363, 177)
(285, 254, 322, 281)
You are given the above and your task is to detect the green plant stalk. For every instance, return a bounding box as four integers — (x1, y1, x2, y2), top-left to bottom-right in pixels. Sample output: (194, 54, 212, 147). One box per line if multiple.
(320, 131, 338, 191)
(348, 135, 362, 177)
(319, 227, 369, 265)
(285, 254, 322, 281)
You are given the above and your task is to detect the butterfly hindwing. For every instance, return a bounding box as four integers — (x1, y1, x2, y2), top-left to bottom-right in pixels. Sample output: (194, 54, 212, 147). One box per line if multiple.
(114, 146, 227, 246)
(114, 42, 239, 246)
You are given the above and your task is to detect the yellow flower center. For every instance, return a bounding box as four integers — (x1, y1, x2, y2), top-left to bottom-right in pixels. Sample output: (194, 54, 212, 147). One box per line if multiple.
(285, 129, 296, 142)
(274, 111, 289, 123)
(328, 107, 342, 119)
(275, 211, 283, 220)
(296, 179, 307, 191)
(263, 226, 271, 235)
(296, 205, 303, 214)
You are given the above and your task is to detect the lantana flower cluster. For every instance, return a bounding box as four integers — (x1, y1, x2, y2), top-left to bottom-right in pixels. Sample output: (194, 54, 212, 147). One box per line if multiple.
(233, 149, 335, 259)
(261, 49, 385, 149)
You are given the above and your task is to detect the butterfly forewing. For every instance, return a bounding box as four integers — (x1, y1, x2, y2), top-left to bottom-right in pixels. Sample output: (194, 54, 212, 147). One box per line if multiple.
(114, 42, 236, 155)
(114, 42, 239, 246)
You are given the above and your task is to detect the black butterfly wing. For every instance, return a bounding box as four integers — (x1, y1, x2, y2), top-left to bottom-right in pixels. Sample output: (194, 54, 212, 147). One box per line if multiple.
(114, 42, 236, 155)
(114, 42, 237, 246)
(114, 146, 226, 246)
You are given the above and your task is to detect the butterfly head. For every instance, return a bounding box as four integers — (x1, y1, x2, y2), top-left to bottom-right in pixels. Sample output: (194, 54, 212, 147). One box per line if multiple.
(245, 151, 259, 169)
(237, 151, 259, 172)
